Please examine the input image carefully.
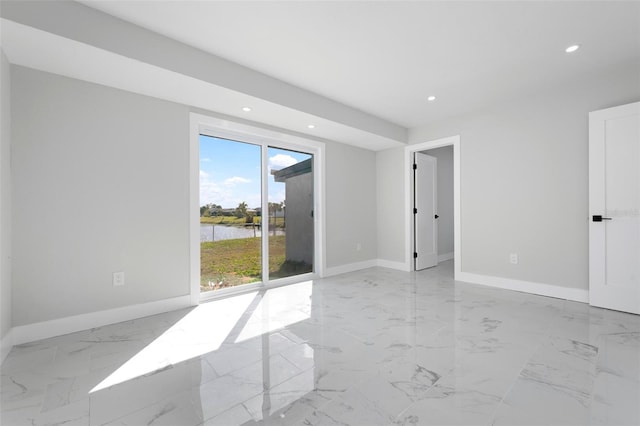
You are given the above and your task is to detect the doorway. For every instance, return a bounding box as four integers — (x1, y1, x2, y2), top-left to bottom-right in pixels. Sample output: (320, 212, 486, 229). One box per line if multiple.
(414, 146, 455, 270)
(405, 136, 461, 278)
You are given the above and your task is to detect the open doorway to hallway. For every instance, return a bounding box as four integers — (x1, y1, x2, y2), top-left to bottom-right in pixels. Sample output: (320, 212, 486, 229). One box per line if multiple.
(405, 135, 461, 278)
(414, 145, 455, 270)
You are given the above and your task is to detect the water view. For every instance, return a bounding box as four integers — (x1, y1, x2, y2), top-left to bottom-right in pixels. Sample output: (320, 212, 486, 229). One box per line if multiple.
(200, 224, 284, 242)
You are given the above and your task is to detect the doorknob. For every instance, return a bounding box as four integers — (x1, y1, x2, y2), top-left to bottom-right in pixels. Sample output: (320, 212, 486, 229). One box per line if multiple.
(593, 215, 612, 222)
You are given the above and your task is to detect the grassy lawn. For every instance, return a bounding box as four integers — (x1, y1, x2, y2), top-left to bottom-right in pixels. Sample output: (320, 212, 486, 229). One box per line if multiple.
(200, 235, 311, 292)
(200, 216, 248, 225)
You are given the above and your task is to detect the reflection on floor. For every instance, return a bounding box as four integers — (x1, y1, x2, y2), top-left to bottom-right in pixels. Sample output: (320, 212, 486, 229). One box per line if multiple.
(2, 261, 640, 425)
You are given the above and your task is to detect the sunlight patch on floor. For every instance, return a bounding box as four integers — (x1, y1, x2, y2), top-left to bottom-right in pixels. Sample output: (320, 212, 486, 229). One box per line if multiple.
(235, 281, 313, 343)
(90, 292, 256, 393)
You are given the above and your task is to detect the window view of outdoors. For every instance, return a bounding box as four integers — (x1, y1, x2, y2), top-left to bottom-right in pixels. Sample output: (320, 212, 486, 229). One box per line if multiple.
(199, 135, 313, 293)
(268, 146, 314, 281)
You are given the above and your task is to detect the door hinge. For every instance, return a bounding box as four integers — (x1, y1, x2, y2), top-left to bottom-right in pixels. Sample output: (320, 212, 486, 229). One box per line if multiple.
(414, 252, 418, 258)
(412, 163, 417, 170)
(414, 208, 418, 214)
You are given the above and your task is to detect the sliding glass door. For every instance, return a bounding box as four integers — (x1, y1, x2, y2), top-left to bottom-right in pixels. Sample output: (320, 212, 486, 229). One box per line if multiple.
(199, 136, 262, 293)
(199, 135, 315, 295)
(268, 147, 314, 280)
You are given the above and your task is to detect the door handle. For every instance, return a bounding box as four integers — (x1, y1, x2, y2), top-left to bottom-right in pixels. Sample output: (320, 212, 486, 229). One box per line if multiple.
(593, 215, 612, 222)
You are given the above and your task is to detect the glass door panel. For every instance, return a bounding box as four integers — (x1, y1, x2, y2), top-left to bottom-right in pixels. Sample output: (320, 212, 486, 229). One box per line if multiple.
(267, 147, 314, 280)
(199, 135, 262, 292)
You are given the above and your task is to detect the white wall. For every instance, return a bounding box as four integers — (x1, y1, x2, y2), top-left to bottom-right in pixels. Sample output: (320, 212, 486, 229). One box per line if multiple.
(378, 61, 640, 291)
(12, 66, 191, 326)
(11, 66, 379, 329)
(423, 146, 454, 257)
(325, 142, 377, 268)
(376, 147, 405, 264)
(1, 50, 13, 356)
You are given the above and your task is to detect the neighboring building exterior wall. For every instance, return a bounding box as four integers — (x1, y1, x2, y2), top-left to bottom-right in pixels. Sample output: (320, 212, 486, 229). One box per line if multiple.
(284, 172, 314, 265)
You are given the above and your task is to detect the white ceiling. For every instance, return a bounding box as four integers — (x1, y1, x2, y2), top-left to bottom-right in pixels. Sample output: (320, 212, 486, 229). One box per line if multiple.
(1, 18, 403, 151)
(78, 0, 640, 128)
(2, 1, 640, 150)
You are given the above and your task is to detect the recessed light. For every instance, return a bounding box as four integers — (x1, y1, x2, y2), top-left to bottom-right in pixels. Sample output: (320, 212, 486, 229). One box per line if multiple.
(427, 95, 437, 101)
(242, 106, 252, 112)
(307, 124, 316, 129)
(565, 44, 580, 53)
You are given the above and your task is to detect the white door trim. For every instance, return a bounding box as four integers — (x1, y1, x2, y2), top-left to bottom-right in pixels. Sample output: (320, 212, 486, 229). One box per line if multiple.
(404, 136, 461, 279)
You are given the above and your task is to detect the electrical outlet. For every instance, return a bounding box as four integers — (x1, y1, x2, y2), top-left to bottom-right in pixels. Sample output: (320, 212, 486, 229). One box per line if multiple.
(356, 243, 362, 251)
(509, 253, 519, 265)
(113, 271, 125, 286)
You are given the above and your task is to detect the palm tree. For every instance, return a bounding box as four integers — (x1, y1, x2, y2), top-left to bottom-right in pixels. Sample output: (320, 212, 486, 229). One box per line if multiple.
(235, 201, 248, 219)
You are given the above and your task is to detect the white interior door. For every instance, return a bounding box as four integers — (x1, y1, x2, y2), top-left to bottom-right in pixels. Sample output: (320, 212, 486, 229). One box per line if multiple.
(414, 152, 438, 270)
(589, 102, 640, 314)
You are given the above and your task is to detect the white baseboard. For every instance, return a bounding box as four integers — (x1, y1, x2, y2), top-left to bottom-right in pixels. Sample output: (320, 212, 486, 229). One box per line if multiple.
(377, 259, 410, 271)
(438, 252, 454, 262)
(3, 269, 590, 352)
(324, 259, 411, 277)
(1, 329, 13, 364)
(11, 295, 193, 346)
(457, 272, 589, 303)
(324, 259, 378, 277)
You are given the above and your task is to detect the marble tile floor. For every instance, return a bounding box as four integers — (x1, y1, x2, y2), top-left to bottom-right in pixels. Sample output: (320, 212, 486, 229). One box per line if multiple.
(2, 261, 640, 426)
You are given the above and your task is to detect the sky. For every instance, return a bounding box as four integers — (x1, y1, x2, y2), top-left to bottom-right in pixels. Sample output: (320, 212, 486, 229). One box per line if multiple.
(199, 135, 312, 209)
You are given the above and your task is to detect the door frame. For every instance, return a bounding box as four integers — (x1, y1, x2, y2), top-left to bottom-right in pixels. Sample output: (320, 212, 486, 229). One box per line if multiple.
(189, 113, 326, 305)
(404, 136, 461, 278)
